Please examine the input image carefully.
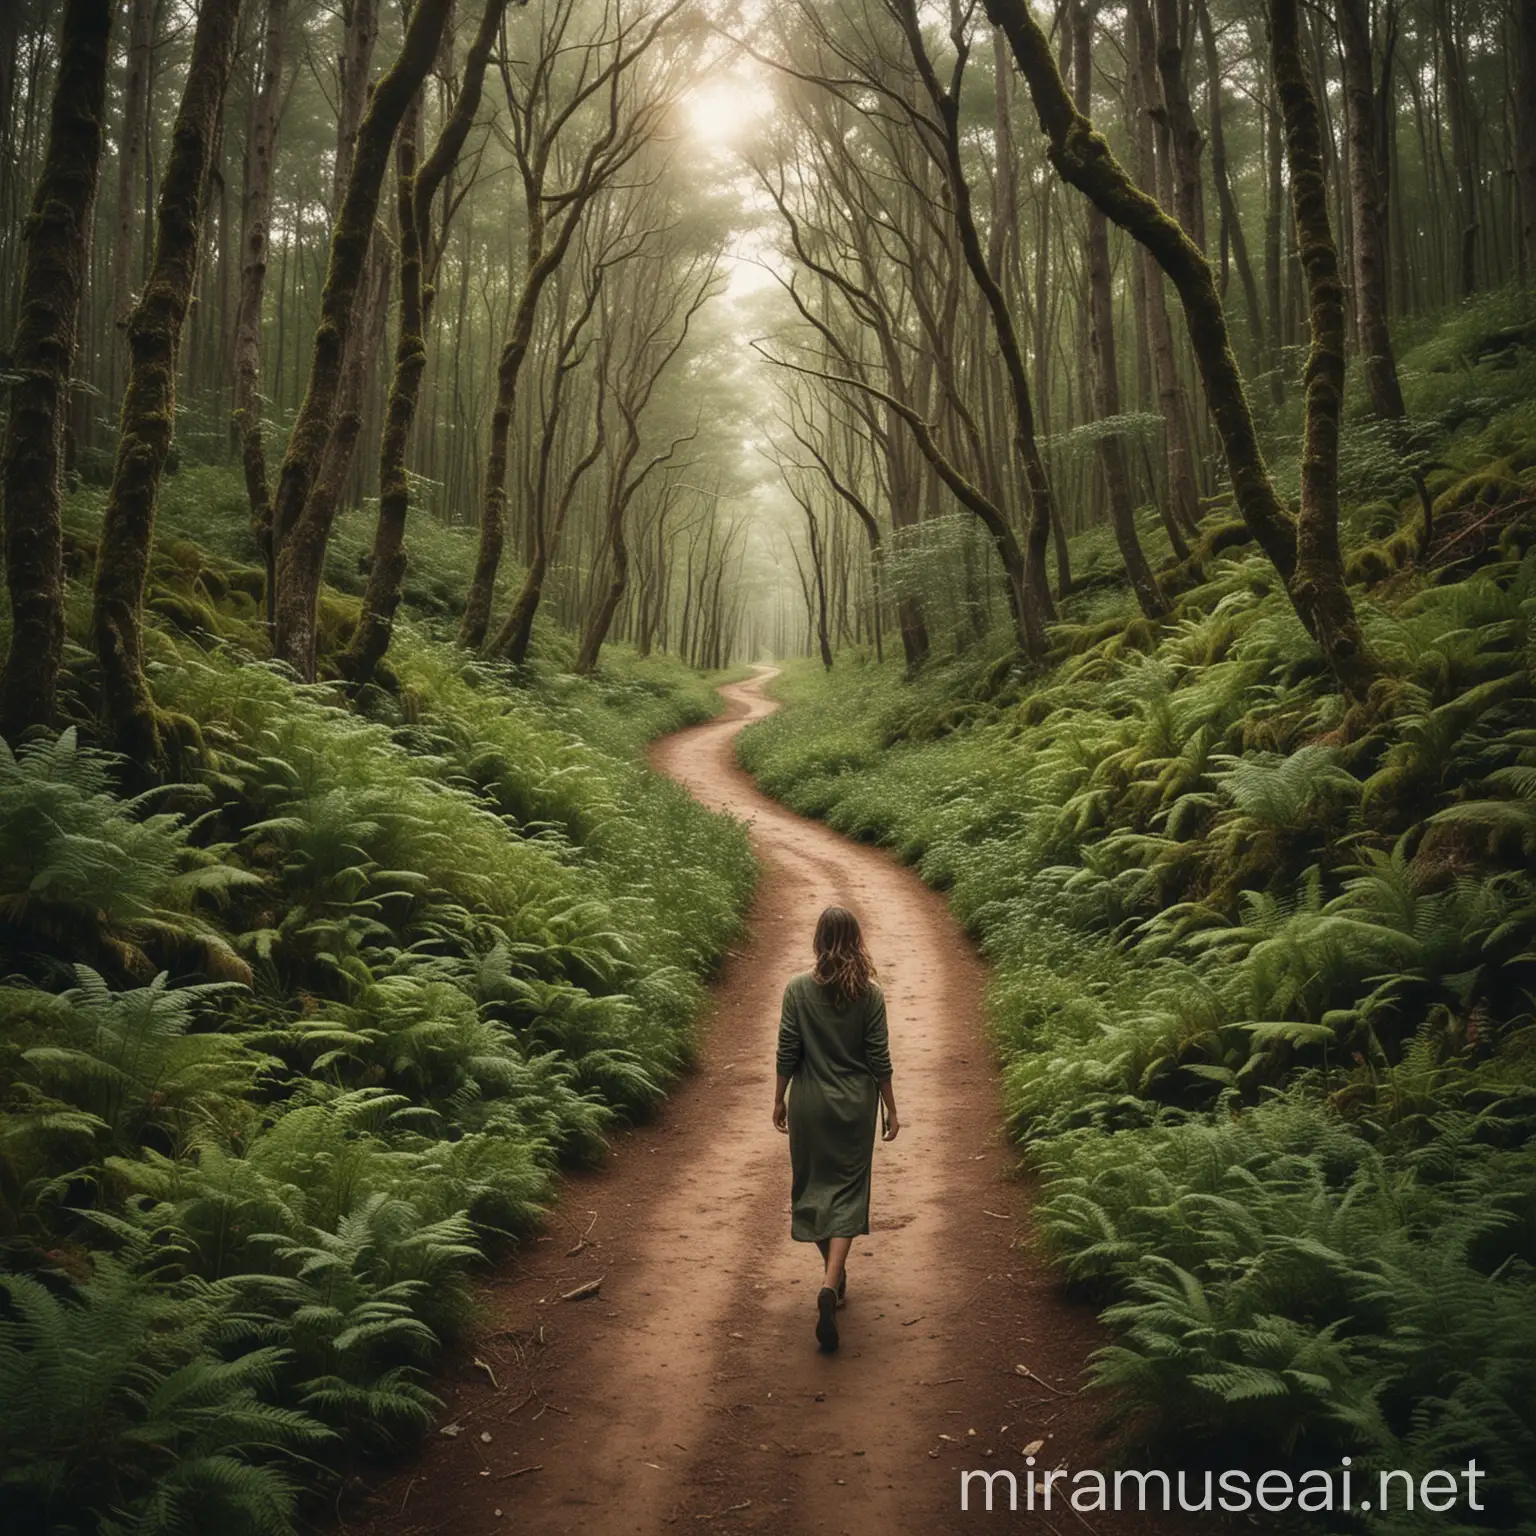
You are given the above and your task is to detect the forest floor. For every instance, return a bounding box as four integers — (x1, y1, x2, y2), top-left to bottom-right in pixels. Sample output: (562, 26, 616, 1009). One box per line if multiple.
(339, 669, 1221, 1536)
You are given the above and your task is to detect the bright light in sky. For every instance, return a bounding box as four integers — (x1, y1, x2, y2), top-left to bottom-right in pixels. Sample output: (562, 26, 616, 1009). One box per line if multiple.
(684, 65, 773, 147)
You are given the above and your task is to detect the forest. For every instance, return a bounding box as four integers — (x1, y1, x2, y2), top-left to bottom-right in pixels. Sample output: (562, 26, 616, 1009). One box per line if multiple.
(0, 0, 1533, 1529)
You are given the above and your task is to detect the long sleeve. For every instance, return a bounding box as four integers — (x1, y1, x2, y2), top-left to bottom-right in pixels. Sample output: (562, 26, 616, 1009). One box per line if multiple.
(776, 979, 803, 1077)
(863, 987, 892, 1080)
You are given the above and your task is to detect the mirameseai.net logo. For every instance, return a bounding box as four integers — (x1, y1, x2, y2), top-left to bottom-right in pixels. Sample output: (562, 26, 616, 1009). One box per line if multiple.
(959, 1458, 1488, 1516)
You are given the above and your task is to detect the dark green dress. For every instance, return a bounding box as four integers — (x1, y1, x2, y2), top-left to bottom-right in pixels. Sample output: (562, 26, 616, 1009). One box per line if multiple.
(776, 972, 893, 1242)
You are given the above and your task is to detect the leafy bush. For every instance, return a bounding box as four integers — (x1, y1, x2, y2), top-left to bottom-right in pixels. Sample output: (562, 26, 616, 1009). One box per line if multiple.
(1, 477, 755, 1531)
(740, 429, 1536, 1525)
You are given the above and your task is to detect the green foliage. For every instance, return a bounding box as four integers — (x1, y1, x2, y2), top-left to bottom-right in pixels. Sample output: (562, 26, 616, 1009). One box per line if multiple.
(0, 479, 755, 1531)
(740, 406, 1536, 1526)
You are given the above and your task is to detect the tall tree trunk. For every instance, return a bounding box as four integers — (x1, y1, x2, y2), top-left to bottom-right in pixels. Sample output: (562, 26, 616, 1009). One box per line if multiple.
(232, 0, 287, 622)
(1438, 1, 1478, 297)
(1271, 0, 1378, 700)
(1076, 0, 1176, 606)
(268, 0, 452, 679)
(984, 0, 1384, 695)
(90, 0, 241, 765)
(575, 499, 630, 675)
(1131, 0, 1203, 539)
(1197, 0, 1265, 362)
(1517, 0, 1536, 272)
(0, 0, 112, 739)
(1263, 51, 1287, 403)
(106, 0, 153, 417)
(1154, 0, 1206, 248)
(345, 0, 509, 685)
(1338, 0, 1406, 420)
(891, 0, 1054, 657)
(984, 0, 1300, 590)
(803, 500, 834, 671)
(334, 0, 380, 213)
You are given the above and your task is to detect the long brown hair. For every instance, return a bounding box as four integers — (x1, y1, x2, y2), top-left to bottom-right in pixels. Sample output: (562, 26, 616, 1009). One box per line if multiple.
(811, 906, 876, 1006)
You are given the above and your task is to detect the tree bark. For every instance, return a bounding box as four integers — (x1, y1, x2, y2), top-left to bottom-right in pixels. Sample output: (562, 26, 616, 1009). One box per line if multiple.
(984, 0, 1298, 583)
(1075, 0, 1175, 606)
(333, 0, 380, 213)
(90, 0, 241, 764)
(232, 0, 287, 621)
(1153, 0, 1206, 248)
(890, 0, 1055, 657)
(344, 0, 509, 685)
(1517, 0, 1536, 272)
(1338, 0, 1406, 420)
(106, 0, 153, 414)
(1271, 0, 1379, 701)
(0, 0, 112, 739)
(1197, 0, 1265, 361)
(268, 0, 453, 678)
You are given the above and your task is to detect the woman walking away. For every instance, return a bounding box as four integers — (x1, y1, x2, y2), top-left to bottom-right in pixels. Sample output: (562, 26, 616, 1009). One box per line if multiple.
(772, 906, 899, 1353)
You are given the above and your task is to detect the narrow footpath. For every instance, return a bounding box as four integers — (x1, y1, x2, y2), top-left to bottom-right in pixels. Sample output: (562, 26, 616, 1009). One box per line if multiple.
(350, 668, 1210, 1536)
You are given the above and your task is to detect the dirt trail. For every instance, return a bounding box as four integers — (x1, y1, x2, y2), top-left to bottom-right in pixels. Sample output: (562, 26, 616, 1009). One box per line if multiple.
(351, 668, 1208, 1536)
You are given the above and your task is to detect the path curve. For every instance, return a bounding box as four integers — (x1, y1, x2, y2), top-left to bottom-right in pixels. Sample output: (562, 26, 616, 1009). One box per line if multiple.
(351, 667, 1206, 1536)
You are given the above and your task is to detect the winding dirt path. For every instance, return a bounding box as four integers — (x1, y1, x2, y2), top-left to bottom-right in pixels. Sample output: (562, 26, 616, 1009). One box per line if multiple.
(350, 669, 1209, 1536)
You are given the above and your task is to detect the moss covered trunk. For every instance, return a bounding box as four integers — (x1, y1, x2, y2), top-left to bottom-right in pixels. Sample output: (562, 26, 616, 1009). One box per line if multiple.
(89, 0, 240, 765)
(1337, 0, 1406, 422)
(231, 0, 287, 622)
(1074, 0, 1173, 613)
(457, 235, 574, 651)
(344, 0, 507, 685)
(985, 0, 1381, 697)
(0, 0, 112, 740)
(983, 0, 1299, 586)
(267, 0, 451, 679)
(1130, 0, 1202, 540)
(1519, 0, 1536, 272)
(1271, 0, 1379, 701)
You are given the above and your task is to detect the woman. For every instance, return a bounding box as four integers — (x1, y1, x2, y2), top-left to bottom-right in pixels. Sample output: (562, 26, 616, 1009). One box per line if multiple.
(772, 905, 900, 1353)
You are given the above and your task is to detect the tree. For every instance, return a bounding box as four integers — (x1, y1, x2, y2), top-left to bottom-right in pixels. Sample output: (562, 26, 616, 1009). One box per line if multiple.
(982, 0, 1377, 698)
(887, 0, 1064, 651)
(456, 0, 689, 651)
(0, 0, 112, 739)
(267, 0, 455, 679)
(105, 0, 154, 417)
(1519, 0, 1536, 272)
(573, 215, 719, 675)
(1071, 0, 1172, 610)
(341, 0, 511, 685)
(231, 0, 289, 618)
(1338, 0, 1406, 421)
(1270, 0, 1378, 698)
(89, 0, 243, 765)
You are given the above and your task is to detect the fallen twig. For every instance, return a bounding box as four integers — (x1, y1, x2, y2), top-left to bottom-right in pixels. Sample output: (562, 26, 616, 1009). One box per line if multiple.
(1014, 1364, 1073, 1396)
(558, 1275, 604, 1302)
(695, 1500, 752, 1520)
(494, 1464, 543, 1481)
(565, 1209, 600, 1257)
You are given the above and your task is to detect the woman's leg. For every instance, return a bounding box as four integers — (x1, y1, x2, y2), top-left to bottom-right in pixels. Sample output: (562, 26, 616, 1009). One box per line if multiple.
(821, 1236, 853, 1293)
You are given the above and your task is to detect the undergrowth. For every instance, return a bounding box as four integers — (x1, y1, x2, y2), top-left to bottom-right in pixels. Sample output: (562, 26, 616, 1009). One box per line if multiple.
(0, 476, 755, 1533)
(739, 289, 1536, 1533)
